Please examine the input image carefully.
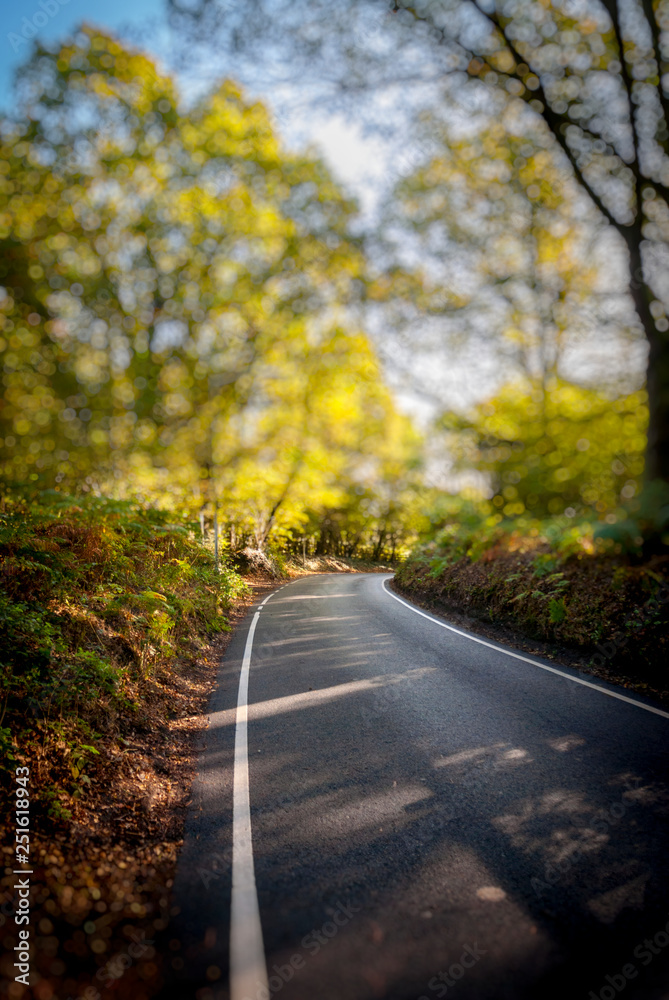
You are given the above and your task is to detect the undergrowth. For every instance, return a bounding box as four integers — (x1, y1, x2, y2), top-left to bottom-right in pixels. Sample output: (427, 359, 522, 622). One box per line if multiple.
(396, 509, 669, 695)
(0, 489, 248, 820)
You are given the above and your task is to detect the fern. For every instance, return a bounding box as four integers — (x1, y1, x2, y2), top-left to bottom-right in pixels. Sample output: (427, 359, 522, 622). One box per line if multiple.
(548, 597, 567, 624)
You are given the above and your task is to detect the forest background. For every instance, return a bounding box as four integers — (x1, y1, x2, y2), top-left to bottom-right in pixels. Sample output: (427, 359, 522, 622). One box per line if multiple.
(1, 1, 663, 560)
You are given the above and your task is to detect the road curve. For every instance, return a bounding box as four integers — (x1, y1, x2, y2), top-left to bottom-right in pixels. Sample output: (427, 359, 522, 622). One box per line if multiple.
(167, 572, 669, 1000)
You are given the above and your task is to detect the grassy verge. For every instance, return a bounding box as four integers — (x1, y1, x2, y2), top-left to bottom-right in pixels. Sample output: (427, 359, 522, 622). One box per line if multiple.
(0, 491, 251, 1000)
(395, 515, 669, 701)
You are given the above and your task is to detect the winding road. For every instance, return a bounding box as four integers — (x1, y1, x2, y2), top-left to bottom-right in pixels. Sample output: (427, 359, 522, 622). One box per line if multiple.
(167, 572, 669, 1000)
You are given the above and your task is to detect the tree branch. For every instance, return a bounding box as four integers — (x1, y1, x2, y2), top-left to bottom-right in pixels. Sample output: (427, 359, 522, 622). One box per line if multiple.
(611, 0, 642, 219)
(467, 0, 623, 231)
(639, 0, 669, 144)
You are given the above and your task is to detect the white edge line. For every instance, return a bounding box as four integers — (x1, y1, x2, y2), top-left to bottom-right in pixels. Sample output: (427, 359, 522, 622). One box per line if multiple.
(381, 579, 669, 721)
(230, 611, 269, 1000)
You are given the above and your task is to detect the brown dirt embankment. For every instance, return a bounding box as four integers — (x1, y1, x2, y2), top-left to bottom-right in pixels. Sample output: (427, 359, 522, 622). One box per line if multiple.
(394, 545, 669, 704)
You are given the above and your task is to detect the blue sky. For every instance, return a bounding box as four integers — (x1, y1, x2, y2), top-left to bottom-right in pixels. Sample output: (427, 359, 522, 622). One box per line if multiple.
(0, 0, 166, 113)
(0, 0, 394, 217)
(0, 0, 376, 192)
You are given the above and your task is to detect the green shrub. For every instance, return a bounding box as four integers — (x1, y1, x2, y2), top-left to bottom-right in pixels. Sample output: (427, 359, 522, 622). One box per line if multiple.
(0, 489, 249, 801)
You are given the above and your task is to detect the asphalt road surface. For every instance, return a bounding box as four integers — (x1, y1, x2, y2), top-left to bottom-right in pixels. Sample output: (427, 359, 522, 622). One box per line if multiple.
(167, 572, 669, 1000)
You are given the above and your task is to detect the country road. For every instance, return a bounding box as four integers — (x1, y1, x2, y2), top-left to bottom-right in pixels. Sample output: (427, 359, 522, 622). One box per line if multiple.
(166, 572, 669, 1000)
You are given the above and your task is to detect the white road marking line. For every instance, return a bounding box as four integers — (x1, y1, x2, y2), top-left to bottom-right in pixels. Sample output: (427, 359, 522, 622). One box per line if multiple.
(230, 611, 268, 1000)
(382, 580, 669, 721)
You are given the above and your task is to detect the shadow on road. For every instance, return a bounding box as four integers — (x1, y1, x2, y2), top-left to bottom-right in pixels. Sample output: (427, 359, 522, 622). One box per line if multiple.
(160, 575, 669, 1000)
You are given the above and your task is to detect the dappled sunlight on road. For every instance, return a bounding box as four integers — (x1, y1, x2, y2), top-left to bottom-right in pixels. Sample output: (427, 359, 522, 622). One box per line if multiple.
(495, 747, 533, 768)
(477, 886, 507, 902)
(174, 576, 669, 1000)
(270, 594, 355, 602)
(488, 774, 662, 911)
(546, 735, 586, 753)
(263, 830, 554, 1000)
(299, 615, 365, 624)
(587, 875, 650, 924)
(433, 744, 508, 768)
(432, 742, 534, 771)
(256, 781, 434, 846)
(208, 665, 439, 728)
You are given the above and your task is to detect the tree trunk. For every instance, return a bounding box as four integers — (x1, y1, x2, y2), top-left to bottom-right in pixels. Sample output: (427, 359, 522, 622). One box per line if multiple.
(372, 527, 387, 562)
(626, 234, 669, 483)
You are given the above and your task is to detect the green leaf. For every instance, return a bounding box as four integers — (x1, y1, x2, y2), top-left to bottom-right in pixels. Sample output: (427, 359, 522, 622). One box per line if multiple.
(548, 597, 567, 624)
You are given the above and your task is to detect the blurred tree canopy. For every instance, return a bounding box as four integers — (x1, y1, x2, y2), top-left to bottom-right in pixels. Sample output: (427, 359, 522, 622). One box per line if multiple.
(385, 105, 649, 522)
(2, 8, 666, 557)
(439, 378, 647, 518)
(0, 26, 425, 556)
(385, 108, 634, 390)
(166, 0, 669, 489)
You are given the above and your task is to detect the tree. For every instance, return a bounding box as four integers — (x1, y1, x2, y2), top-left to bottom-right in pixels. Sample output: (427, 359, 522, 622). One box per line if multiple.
(0, 26, 369, 497)
(400, 0, 669, 483)
(1, 26, 428, 554)
(384, 106, 638, 399)
(439, 377, 648, 518)
(167, 0, 669, 487)
(210, 327, 416, 550)
(303, 405, 427, 561)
